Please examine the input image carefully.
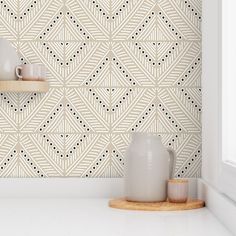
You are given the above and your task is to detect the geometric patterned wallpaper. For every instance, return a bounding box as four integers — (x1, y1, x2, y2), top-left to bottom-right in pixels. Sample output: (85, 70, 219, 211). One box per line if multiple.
(0, 0, 201, 177)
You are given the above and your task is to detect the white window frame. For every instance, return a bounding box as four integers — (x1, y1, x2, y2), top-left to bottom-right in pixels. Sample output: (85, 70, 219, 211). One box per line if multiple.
(219, 0, 236, 202)
(202, 0, 236, 202)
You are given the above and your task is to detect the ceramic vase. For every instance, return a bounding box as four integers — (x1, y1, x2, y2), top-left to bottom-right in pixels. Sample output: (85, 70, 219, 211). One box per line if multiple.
(124, 133, 176, 202)
(0, 38, 19, 80)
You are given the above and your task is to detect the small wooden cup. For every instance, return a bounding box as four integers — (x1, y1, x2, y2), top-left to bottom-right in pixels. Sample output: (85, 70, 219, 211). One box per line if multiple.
(168, 179, 188, 203)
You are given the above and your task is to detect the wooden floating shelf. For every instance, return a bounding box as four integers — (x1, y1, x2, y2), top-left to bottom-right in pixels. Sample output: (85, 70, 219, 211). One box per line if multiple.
(0, 81, 49, 93)
(109, 198, 205, 211)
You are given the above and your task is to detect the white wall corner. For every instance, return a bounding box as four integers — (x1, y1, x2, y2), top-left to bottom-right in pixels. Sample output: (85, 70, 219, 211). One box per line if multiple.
(198, 179, 236, 235)
(202, 0, 221, 188)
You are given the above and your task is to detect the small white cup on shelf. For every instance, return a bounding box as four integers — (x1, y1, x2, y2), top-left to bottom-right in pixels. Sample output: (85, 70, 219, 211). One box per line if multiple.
(15, 64, 46, 81)
(167, 179, 188, 203)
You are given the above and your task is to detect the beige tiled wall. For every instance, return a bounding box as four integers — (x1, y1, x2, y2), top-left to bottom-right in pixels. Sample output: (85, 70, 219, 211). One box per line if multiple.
(0, 0, 201, 177)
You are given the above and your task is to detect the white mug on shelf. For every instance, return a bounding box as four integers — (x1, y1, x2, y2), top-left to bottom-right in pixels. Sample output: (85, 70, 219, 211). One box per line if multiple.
(16, 64, 46, 81)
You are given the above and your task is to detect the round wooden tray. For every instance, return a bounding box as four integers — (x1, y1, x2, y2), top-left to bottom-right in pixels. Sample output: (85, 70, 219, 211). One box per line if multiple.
(109, 198, 205, 211)
(0, 81, 49, 92)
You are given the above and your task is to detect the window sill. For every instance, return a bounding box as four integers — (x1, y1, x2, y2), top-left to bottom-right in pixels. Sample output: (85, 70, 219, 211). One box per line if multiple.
(198, 178, 236, 235)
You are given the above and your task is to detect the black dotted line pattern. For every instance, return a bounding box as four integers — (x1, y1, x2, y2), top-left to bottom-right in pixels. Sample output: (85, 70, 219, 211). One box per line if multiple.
(20, 93, 37, 111)
(90, 0, 130, 20)
(158, 103, 183, 132)
(184, 1, 202, 20)
(43, 42, 86, 66)
(85, 57, 138, 87)
(181, 88, 201, 112)
(0, 0, 201, 25)
(0, 0, 27, 20)
(177, 149, 201, 177)
(21, 149, 44, 177)
(131, 103, 155, 132)
(66, 103, 90, 132)
(113, 57, 136, 86)
(43, 134, 87, 158)
(177, 57, 201, 86)
(1, 92, 37, 112)
(91, 0, 109, 20)
(85, 149, 108, 177)
(66, 134, 87, 158)
(89, 88, 109, 112)
(20, 57, 27, 65)
(81, 88, 140, 113)
(66, 12, 91, 40)
(111, 0, 129, 19)
(39, 103, 63, 132)
(0, 0, 128, 27)
(167, 135, 179, 147)
(39, 102, 90, 133)
(0, 149, 16, 171)
(131, 12, 155, 40)
(111, 88, 132, 112)
(20, 0, 38, 19)
(65, 43, 87, 66)
(134, 43, 156, 67)
(21, 44, 154, 76)
(42, 134, 87, 158)
(158, 11, 182, 40)
(85, 57, 109, 86)
(43, 134, 64, 158)
(39, 12, 63, 40)
(42, 42, 63, 66)
(157, 43, 179, 66)
(0, 93, 18, 112)
(112, 149, 124, 166)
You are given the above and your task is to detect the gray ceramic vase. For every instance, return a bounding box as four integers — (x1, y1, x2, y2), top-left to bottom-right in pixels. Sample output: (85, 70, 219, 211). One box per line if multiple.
(125, 133, 176, 202)
(0, 38, 19, 80)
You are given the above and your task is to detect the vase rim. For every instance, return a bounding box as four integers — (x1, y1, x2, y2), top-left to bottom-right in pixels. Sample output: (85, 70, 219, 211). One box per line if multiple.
(131, 132, 161, 141)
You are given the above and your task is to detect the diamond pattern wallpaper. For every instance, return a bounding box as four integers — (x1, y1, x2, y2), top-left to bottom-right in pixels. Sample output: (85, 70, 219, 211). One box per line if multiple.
(0, 0, 201, 177)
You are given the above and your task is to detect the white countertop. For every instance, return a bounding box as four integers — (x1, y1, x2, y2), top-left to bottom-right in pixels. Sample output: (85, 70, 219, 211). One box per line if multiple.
(0, 198, 232, 236)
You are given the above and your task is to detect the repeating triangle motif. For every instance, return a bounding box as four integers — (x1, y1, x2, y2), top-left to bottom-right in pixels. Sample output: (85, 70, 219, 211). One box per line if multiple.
(0, 0, 201, 177)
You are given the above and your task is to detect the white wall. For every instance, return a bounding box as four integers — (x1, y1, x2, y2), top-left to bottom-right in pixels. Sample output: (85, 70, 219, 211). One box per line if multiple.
(202, 0, 221, 188)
